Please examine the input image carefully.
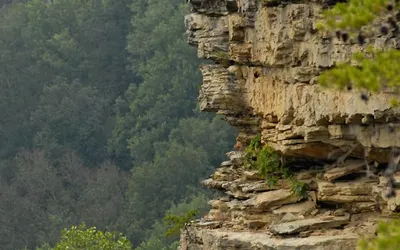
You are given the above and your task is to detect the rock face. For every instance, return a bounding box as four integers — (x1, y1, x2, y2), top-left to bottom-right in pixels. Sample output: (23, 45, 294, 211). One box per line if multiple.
(181, 0, 400, 249)
(185, 0, 400, 160)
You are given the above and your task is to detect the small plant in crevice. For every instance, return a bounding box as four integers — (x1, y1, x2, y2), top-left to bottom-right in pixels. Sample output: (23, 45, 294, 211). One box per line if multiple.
(289, 178, 308, 199)
(164, 209, 199, 237)
(244, 135, 309, 198)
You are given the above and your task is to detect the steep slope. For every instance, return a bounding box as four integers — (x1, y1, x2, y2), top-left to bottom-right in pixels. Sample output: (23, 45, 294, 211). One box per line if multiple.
(180, 0, 400, 249)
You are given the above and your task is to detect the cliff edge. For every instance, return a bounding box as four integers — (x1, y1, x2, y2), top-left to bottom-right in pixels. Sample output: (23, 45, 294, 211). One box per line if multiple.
(181, 0, 400, 249)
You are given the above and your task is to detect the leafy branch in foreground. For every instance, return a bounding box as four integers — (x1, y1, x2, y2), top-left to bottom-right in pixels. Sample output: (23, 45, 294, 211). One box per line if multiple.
(317, 0, 398, 32)
(358, 219, 400, 250)
(315, 0, 400, 105)
(318, 48, 400, 106)
(163, 209, 199, 237)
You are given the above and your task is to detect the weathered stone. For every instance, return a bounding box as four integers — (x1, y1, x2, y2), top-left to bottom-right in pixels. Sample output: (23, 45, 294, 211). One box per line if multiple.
(269, 215, 350, 235)
(240, 181, 273, 192)
(226, 190, 254, 200)
(279, 212, 299, 223)
(226, 151, 245, 166)
(213, 168, 235, 181)
(219, 196, 231, 202)
(207, 209, 230, 221)
(296, 170, 318, 180)
(187, 0, 400, 162)
(196, 221, 222, 229)
(272, 200, 316, 215)
(324, 160, 367, 181)
(225, 199, 245, 211)
(317, 179, 377, 203)
(220, 161, 233, 167)
(244, 189, 302, 211)
(202, 179, 226, 189)
(245, 220, 267, 230)
(345, 202, 378, 213)
(386, 190, 400, 212)
(209, 200, 230, 212)
(181, 0, 400, 249)
(242, 170, 263, 180)
(180, 229, 358, 250)
(333, 208, 346, 216)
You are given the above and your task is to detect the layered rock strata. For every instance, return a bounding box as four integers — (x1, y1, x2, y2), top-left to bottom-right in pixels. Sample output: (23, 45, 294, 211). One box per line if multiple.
(180, 151, 400, 249)
(186, 0, 400, 161)
(181, 0, 400, 249)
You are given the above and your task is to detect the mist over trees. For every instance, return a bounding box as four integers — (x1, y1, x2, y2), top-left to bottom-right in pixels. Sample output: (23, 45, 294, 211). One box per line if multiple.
(0, 0, 236, 249)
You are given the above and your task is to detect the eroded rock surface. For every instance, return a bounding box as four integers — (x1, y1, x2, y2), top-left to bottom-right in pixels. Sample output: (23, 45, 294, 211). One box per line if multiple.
(181, 0, 400, 249)
(180, 150, 394, 249)
(180, 229, 358, 250)
(186, 0, 400, 161)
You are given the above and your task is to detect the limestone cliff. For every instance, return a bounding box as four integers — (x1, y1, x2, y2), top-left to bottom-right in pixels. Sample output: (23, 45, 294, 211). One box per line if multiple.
(181, 0, 400, 249)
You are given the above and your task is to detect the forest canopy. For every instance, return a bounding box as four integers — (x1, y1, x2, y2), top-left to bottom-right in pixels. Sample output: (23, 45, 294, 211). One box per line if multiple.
(0, 0, 236, 249)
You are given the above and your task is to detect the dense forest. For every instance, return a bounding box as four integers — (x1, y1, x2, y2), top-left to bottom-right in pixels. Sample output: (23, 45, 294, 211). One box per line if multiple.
(0, 0, 236, 249)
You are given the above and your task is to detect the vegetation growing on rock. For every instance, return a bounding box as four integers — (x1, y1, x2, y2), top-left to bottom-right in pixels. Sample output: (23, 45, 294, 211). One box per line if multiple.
(244, 136, 308, 198)
(164, 210, 199, 237)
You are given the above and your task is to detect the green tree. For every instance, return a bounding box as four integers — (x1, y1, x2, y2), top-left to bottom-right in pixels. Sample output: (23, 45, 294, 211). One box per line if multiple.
(0, 0, 134, 164)
(53, 223, 132, 250)
(135, 193, 209, 250)
(168, 115, 237, 166)
(0, 150, 129, 250)
(31, 82, 109, 166)
(109, 0, 202, 168)
(119, 142, 211, 245)
(0, 1, 236, 249)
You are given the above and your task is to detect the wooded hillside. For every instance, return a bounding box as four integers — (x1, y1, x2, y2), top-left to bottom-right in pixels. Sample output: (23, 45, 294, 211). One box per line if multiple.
(0, 0, 236, 249)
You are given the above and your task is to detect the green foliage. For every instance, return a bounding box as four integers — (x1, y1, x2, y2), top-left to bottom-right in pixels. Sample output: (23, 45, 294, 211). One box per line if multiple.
(357, 220, 400, 250)
(316, 0, 400, 104)
(244, 136, 308, 198)
(134, 194, 209, 250)
(119, 142, 212, 245)
(0, 0, 134, 163)
(317, 0, 395, 32)
(108, 0, 203, 167)
(53, 223, 132, 250)
(164, 210, 199, 237)
(35, 243, 52, 250)
(289, 179, 309, 199)
(0, 0, 236, 249)
(254, 146, 285, 178)
(244, 136, 285, 180)
(318, 47, 400, 105)
(31, 82, 109, 166)
(0, 150, 129, 249)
